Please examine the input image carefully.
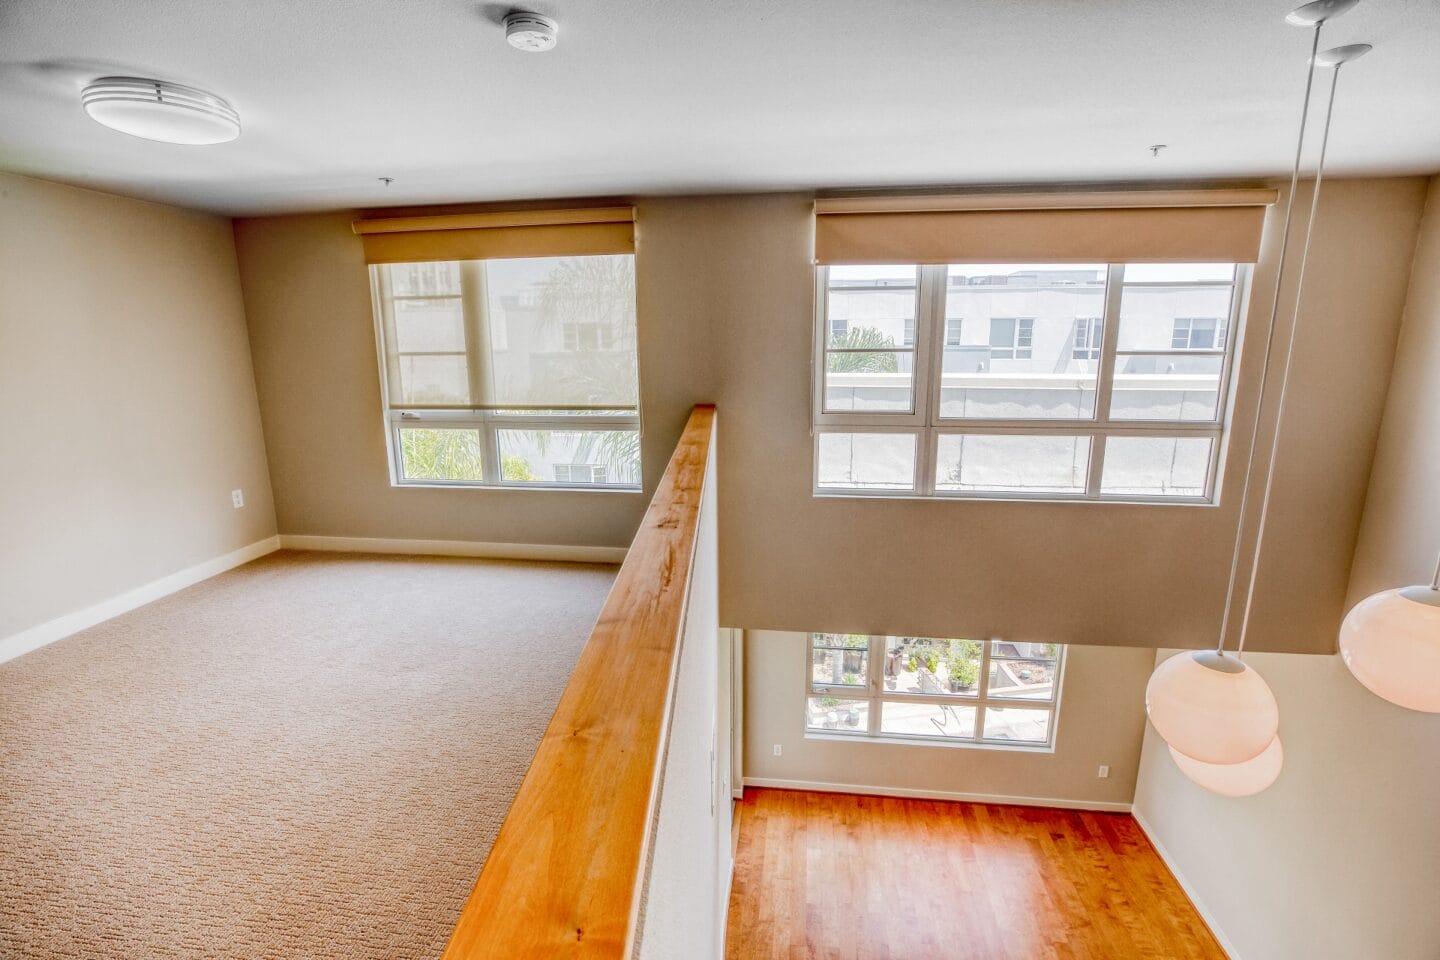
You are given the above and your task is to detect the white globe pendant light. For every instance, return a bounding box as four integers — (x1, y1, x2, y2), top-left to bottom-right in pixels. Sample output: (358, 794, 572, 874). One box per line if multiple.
(1339, 555, 1440, 712)
(1144, 8, 1368, 786)
(81, 77, 240, 145)
(1146, 651, 1278, 765)
(1170, 737, 1284, 798)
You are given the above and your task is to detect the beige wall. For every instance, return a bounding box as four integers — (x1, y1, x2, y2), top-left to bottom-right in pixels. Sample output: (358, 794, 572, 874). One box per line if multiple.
(0, 173, 276, 639)
(1131, 176, 1440, 960)
(233, 179, 1425, 654)
(742, 630, 1153, 808)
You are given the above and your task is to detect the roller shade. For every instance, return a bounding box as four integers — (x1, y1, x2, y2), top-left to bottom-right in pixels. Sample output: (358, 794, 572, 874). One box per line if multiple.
(353, 206, 635, 264)
(814, 190, 1276, 265)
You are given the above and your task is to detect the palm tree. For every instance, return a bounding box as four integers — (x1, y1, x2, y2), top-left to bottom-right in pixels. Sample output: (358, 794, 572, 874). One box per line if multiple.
(828, 325, 900, 373)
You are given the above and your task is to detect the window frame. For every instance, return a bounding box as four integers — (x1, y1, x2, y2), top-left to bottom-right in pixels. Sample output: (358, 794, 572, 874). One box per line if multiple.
(803, 634, 1066, 751)
(370, 258, 643, 492)
(812, 263, 1250, 505)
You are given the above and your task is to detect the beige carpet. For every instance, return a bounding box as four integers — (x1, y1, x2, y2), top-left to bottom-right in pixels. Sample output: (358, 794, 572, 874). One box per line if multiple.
(0, 549, 617, 959)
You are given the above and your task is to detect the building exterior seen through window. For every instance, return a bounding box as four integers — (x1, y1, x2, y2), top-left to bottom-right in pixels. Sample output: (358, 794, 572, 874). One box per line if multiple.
(814, 262, 1247, 502)
(369, 255, 641, 489)
(806, 634, 1065, 748)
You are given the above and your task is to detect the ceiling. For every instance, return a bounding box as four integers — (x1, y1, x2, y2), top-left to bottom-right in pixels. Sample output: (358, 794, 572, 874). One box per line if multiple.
(2, 0, 1437, 216)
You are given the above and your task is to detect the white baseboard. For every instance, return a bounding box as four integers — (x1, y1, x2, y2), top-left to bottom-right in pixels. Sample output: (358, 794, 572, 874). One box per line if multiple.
(741, 776, 1133, 813)
(0, 535, 282, 666)
(277, 534, 626, 564)
(1131, 807, 1240, 960)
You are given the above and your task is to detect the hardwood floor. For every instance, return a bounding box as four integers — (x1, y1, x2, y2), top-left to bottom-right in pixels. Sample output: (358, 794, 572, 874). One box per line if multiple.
(724, 788, 1227, 960)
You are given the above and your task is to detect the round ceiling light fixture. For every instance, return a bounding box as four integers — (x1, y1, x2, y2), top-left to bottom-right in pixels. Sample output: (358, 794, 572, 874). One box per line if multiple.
(81, 77, 240, 145)
(1145, 650, 1279, 766)
(504, 12, 558, 52)
(1170, 737, 1285, 798)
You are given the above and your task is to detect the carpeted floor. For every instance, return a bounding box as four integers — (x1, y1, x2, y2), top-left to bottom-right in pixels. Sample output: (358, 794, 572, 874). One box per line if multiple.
(0, 549, 618, 959)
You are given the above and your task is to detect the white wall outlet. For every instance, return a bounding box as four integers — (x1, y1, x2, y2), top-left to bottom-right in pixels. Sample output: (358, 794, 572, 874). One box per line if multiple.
(231, 489, 244, 509)
(772, 744, 782, 757)
(1097, 764, 1111, 779)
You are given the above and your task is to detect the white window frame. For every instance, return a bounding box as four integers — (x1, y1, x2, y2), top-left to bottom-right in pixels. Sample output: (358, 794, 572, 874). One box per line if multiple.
(803, 634, 1066, 751)
(371, 259, 643, 492)
(812, 264, 1251, 505)
(1073, 316, 1103, 360)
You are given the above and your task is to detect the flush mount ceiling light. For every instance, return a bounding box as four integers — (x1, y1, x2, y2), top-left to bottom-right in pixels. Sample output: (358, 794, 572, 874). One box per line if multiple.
(81, 77, 240, 145)
(1146, 0, 1370, 787)
(504, 12, 558, 52)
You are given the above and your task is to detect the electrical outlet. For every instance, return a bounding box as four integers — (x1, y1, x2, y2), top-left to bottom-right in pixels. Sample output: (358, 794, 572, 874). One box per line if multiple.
(231, 489, 244, 509)
(1097, 764, 1111, 779)
(773, 744, 782, 757)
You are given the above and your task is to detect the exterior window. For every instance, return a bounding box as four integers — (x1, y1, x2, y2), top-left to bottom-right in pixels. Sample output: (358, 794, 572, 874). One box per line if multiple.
(813, 262, 1246, 502)
(945, 316, 964, 348)
(1073, 317, 1103, 360)
(553, 463, 608, 484)
(806, 634, 1065, 748)
(371, 255, 641, 489)
(988, 317, 1034, 360)
(1171, 317, 1227, 351)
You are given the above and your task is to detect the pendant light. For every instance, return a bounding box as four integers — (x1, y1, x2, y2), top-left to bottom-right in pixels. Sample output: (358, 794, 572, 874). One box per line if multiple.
(1169, 737, 1285, 798)
(1146, 2, 1365, 781)
(1340, 550, 1440, 712)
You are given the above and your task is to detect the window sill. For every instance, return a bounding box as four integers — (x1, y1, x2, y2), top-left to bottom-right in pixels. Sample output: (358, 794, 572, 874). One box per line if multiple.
(392, 480, 644, 494)
(812, 490, 1219, 508)
(804, 731, 1057, 754)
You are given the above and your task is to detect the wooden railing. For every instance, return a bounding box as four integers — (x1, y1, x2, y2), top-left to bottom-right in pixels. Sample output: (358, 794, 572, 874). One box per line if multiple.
(440, 404, 718, 960)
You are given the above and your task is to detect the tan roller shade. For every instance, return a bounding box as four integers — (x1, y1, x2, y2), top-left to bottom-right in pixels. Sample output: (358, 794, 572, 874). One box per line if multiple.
(814, 190, 1275, 264)
(353, 207, 635, 264)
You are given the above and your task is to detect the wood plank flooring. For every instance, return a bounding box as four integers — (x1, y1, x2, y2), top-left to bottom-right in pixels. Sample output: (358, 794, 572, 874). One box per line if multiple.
(724, 788, 1227, 960)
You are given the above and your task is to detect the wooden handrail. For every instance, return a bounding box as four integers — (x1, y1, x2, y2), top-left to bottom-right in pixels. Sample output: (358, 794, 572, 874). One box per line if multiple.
(441, 404, 717, 960)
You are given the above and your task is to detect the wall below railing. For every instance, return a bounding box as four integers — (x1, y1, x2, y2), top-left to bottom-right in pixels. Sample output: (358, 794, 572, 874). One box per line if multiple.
(634, 433, 730, 960)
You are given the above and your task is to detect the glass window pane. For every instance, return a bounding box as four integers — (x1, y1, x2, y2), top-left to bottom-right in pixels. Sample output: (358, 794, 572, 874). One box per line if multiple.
(941, 265, 1106, 420)
(384, 261, 462, 297)
(1110, 353, 1224, 421)
(1100, 436, 1213, 498)
(883, 638, 982, 697)
(935, 434, 1090, 495)
(482, 255, 638, 408)
(880, 701, 978, 739)
(991, 641, 1060, 661)
(495, 429, 640, 487)
(824, 350, 914, 412)
(1117, 286, 1235, 352)
(392, 297, 465, 353)
(395, 354, 470, 405)
(811, 634, 870, 688)
(806, 697, 870, 732)
(1123, 263, 1236, 283)
(817, 433, 916, 490)
(986, 660, 1059, 701)
(826, 265, 919, 346)
(981, 706, 1053, 743)
(398, 428, 484, 482)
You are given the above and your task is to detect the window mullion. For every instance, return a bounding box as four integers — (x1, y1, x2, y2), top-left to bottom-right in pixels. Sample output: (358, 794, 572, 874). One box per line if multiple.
(867, 635, 884, 736)
(916, 265, 947, 494)
(1086, 265, 1127, 497)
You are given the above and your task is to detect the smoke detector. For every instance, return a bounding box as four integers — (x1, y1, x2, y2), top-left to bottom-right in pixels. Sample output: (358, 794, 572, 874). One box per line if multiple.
(504, 12, 558, 52)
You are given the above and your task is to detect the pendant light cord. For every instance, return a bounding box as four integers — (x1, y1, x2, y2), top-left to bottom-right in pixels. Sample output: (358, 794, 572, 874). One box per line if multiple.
(1216, 22, 1324, 656)
(1233, 64, 1343, 656)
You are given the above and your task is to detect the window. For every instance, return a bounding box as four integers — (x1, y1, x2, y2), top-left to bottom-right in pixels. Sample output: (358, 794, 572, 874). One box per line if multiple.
(1073, 317, 1102, 360)
(371, 254, 641, 489)
(1171, 317, 1227, 351)
(944, 316, 964, 348)
(988, 317, 1034, 360)
(806, 634, 1065, 748)
(814, 262, 1246, 502)
(553, 462, 608, 484)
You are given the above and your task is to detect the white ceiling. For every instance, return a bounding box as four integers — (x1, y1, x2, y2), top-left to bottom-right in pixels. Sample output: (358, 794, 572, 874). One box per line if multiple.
(2, 0, 1437, 215)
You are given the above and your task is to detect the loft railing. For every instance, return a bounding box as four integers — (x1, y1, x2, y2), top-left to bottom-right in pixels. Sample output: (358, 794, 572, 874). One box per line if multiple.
(441, 404, 719, 960)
